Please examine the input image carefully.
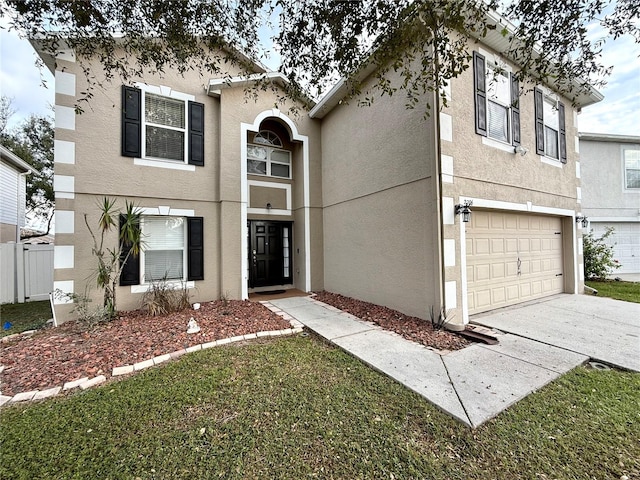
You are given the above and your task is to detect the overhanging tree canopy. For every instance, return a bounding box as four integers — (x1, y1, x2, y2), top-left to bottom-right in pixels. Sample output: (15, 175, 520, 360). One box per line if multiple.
(1, 0, 637, 111)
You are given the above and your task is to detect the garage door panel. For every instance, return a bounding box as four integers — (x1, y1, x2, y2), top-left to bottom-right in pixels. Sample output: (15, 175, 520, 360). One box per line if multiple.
(590, 222, 640, 274)
(467, 211, 564, 315)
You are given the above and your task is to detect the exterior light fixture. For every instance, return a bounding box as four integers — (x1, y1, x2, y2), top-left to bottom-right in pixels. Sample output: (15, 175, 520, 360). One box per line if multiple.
(514, 145, 528, 156)
(576, 215, 588, 228)
(455, 200, 473, 223)
(266, 202, 272, 210)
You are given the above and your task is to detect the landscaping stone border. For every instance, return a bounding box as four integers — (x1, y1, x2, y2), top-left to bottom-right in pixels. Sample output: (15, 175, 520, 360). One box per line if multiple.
(0, 306, 304, 408)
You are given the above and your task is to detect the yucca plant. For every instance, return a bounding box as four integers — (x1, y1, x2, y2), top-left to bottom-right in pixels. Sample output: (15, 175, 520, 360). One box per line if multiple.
(84, 198, 142, 319)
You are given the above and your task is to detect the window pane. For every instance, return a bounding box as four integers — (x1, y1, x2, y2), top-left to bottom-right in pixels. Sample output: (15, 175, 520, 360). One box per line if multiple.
(271, 150, 290, 164)
(248, 159, 267, 175)
(487, 101, 509, 143)
(146, 126, 185, 161)
(625, 149, 640, 188)
(486, 68, 510, 105)
(544, 126, 559, 159)
(271, 163, 290, 178)
(142, 217, 185, 282)
(543, 99, 559, 129)
(145, 93, 185, 128)
(145, 250, 183, 281)
(248, 145, 267, 159)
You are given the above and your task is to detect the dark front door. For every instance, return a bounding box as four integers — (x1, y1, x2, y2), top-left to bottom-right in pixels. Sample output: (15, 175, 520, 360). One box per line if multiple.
(249, 221, 292, 288)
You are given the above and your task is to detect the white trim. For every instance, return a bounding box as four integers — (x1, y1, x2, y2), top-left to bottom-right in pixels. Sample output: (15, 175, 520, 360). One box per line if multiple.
(576, 187, 582, 204)
(587, 217, 640, 222)
(460, 218, 469, 324)
(54, 174, 75, 199)
(53, 280, 74, 305)
(55, 49, 76, 63)
(208, 72, 289, 96)
(247, 180, 292, 214)
(54, 245, 74, 269)
(131, 281, 195, 294)
(575, 161, 581, 179)
(482, 135, 516, 153)
(55, 71, 76, 96)
(445, 281, 457, 309)
(540, 155, 564, 168)
(138, 207, 195, 217)
(55, 210, 75, 234)
(54, 140, 75, 164)
(622, 144, 640, 191)
(55, 105, 75, 130)
(460, 197, 574, 217)
(574, 136, 580, 154)
(134, 82, 195, 102)
(241, 109, 311, 299)
(134, 158, 196, 171)
(443, 239, 456, 267)
(442, 197, 455, 225)
(439, 112, 453, 142)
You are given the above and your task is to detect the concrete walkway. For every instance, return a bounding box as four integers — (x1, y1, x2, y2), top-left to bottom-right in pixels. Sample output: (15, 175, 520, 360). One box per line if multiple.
(266, 296, 589, 428)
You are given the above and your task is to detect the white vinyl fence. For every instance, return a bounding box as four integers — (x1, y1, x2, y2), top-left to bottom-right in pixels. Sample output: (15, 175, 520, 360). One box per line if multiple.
(0, 243, 54, 304)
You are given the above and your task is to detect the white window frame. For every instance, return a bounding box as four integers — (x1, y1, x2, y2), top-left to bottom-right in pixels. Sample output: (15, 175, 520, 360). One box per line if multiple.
(139, 215, 187, 285)
(134, 83, 195, 171)
(536, 87, 563, 167)
(247, 143, 292, 179)
(623, 145, 640, 190)
(478, 48, 515, 153)
(485, 63, 512, 145)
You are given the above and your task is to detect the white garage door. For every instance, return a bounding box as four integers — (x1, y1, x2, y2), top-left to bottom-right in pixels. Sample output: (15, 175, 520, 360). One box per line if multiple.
(466, 210, 564, 315)
(591, 222, 640, 274)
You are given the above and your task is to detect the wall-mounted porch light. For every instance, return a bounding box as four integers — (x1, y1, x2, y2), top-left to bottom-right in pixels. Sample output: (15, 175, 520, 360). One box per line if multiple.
(455, 200, 473, 223)
(576, 215, 588, 228)
(514, 145, 528, 156)
(266, 203, 272, 210)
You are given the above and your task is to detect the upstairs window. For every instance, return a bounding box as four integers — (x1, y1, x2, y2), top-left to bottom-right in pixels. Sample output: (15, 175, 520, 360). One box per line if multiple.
(145, 94, 186, 162)
(247, 130, 291, 178)
(473, 51, 521, 147)
(624, 147, 640, 189)
(121, 85, 204, 166)
(534, 89, 566, 163)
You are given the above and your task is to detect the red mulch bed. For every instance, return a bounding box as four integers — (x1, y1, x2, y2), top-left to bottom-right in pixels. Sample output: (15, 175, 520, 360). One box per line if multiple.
(0, 300, 290, 397)
(313, 291, 470, 351)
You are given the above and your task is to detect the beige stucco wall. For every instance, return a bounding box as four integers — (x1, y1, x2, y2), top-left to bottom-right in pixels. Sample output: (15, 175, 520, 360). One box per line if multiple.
(0, 224, 18, 243)
(320, 68, 439, 319)
(441, 41, 585, 321)
(52, 49, 322, 321)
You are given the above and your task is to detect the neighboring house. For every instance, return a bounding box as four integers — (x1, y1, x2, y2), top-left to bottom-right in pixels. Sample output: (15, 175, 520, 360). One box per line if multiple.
(0, 145, 34, 243)
(32, 13, 602, 328)
(580, 133, 640, 275)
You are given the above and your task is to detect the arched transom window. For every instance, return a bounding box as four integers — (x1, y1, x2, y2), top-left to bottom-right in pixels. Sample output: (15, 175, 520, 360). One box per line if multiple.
(247, 130, 291, 178)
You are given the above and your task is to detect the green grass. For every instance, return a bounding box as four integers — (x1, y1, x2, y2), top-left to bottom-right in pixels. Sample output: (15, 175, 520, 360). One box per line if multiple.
(586, 280, 640, 303)
(1, 336, 639, 479)
(0, 300, 52, 337)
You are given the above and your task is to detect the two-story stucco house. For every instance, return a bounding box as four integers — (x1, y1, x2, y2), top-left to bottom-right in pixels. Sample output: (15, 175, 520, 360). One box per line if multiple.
(580, 133, 640, 276)
(34, 14, 602, 329)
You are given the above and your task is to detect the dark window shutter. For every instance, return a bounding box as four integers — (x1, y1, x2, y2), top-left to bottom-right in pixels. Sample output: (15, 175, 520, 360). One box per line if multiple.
(187, 217, 204, 281)
(119, 214, 140, 286)
(473, 51, 487, 136)
(534, 88, 545, 155)
(188, 101, 205, 166)
(122, 86, 142, 158)
(558, 102, 567, 163)
(511, 73, 521, 146)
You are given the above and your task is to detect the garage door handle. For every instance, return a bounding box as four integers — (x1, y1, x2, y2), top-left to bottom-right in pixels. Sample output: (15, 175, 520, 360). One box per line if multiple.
(556, 273, 563, 277)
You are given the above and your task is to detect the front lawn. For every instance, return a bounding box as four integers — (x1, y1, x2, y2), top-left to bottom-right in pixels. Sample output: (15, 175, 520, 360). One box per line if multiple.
(586, 280, 640, 303)
(0, 300, 52, 337)
(1, 336, 638, 479)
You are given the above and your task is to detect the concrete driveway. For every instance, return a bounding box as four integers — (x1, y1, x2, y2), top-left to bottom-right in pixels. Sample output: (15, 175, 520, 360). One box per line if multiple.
(472, 294, 640, 372)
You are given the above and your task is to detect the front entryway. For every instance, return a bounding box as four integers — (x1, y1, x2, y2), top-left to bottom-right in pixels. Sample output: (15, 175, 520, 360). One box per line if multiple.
(248, 221, 292, 288)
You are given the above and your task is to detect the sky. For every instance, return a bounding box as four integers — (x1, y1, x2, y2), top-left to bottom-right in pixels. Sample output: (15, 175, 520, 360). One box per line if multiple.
(1, 17, 639, 135)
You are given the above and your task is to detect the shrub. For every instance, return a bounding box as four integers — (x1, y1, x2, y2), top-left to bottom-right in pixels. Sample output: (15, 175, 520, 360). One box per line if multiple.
(141, 278, 191, 316)
(583, 227, 621, 280)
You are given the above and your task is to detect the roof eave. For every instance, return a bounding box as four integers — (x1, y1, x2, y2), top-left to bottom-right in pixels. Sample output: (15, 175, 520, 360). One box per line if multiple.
(0, 145, 37, 174)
